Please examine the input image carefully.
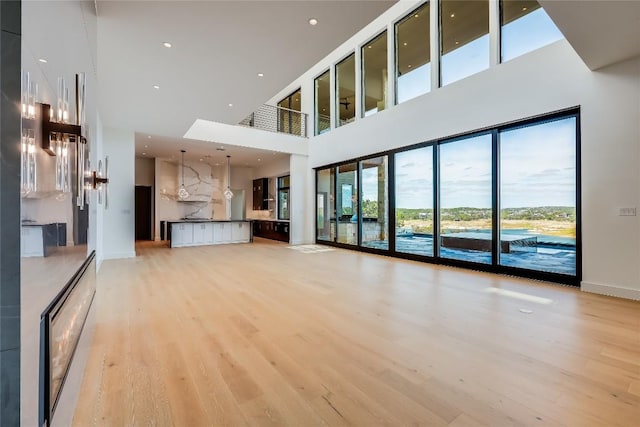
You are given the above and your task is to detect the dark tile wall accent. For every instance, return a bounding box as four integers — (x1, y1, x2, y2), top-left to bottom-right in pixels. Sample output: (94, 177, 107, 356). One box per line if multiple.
(0, 1, 21, 424)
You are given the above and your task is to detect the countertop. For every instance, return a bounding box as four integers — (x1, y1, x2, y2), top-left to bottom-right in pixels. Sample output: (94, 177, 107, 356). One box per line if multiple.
(167, 219, 253, 223)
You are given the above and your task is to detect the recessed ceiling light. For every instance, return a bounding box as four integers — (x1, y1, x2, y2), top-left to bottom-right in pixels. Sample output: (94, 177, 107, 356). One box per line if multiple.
(38, 58, 48, 63)
(403, 42, 407, 46)
(215, 163, 220, 166)
(199, 158, 203, 161)
(367, 45, 372, 49)
(257, 158, 261, 162)
(147, 135, 151, 139)
(450, 13, 455, 18)
(455, 41, 459, 45)
(414, 14, 419, 18)
(257, 73, 264, 77)
(144, 145, 148, 148)
(322, 108, 326, 111)
(163, 42, 172, 48)
(522, 7, 528, 11)
(153, 85, 160, 89)
(295, 98, 299, 101)
(228, 103, 233, 107)
(142, 152, 147, 155)
(408, 64, 412, 68)
(308, 18, 318, 26)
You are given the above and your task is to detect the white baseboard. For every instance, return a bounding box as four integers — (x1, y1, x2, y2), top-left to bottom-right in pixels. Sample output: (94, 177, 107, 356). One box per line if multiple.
(102, 251, 136, 260)
(581, 281, 640, 301)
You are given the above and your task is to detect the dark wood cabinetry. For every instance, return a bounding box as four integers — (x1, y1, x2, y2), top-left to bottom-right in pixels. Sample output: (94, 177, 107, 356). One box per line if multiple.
(252, 178, 269, 210)
(253, 220, 289, 242)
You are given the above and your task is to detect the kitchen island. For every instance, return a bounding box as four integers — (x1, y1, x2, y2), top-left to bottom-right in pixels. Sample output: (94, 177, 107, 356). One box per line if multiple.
(168, 220, 252, 248)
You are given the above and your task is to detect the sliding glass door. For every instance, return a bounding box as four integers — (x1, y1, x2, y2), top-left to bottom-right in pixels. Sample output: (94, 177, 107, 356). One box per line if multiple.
(395, 146, 434, 256)
(499, 117, 577, 275)
(336, 163, 358, 245)
(439, 134, 493, 264)
(360, 156, 389, 250)
(316, 167, 335, 242)
(315, 111, 579, 284)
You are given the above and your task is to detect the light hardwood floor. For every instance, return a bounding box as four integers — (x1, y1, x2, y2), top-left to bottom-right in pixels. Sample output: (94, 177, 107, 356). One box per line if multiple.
(73, 239, 640, 426)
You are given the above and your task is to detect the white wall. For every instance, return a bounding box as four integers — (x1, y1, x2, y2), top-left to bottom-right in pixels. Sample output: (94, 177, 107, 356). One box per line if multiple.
(252, 156, 290, 179)
(230, 166, 254, 219)
(290, 154, 312, 244)
(184, 119, 309, 155)
(265, 0, 640, 299)
(135, 157, 155, 186)
(101, 127, 135, 259)
(94, 114, 104, 267)
(298, 42, 640, 299)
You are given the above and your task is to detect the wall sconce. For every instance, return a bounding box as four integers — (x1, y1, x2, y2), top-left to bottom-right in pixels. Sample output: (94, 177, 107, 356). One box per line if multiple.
(91, 157, 109, 209)
(21, 72, 38, 196)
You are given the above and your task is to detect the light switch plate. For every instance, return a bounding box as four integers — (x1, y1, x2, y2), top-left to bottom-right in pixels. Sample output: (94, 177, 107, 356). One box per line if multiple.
(619, 207, 637, 216)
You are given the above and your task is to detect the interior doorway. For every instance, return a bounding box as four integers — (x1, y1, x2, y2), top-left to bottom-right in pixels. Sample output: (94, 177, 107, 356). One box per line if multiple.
(135, 186, 153, 240)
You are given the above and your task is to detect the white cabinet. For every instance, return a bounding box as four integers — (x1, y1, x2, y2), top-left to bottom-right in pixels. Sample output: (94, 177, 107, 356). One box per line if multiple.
(21, 226, 44, 257)
(193, 223, 214, 245)
(171, 223, 193, 247)
(212, 223, 224, 244)
(221, 223, 232, 242)
(213, 222, 232, 243)
(171, 221, 251, 248)
(231, 222, 250, 242)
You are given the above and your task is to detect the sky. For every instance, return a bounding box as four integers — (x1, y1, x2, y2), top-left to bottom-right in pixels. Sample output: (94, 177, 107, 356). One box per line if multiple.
(391, 117, 576, 209)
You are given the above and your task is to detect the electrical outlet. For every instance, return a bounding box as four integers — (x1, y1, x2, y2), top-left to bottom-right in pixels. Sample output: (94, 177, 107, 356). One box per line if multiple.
(619, 207, 637, 216)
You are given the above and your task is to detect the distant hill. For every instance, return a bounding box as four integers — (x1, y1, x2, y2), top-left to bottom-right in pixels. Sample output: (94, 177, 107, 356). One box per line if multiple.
(392, 206, 575, 222)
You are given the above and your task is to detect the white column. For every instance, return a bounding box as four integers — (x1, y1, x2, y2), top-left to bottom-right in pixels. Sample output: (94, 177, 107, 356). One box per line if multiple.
(290, 154, 313, 244)
(101, 127, 135, 259)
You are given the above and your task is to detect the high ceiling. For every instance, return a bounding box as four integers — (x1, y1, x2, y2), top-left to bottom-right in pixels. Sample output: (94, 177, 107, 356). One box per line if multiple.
(97, 0, 397, 141)
(22, 1, 640, 167)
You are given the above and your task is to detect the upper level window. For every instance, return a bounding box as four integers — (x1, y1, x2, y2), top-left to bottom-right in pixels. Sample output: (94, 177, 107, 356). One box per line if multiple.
(361, 31, 388, 117)
(395, 2, 430, 104)
(277, 89, 301, 135)
(440, 0, 490, 86)
(501, 0, 563, 62)
(315, 70, 331, 135)
(336, 53, 356, 127)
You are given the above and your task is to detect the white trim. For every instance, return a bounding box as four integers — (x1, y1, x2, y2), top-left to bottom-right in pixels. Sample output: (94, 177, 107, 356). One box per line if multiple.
(581, 281, 640, 301)
(102, 251, 136, 260)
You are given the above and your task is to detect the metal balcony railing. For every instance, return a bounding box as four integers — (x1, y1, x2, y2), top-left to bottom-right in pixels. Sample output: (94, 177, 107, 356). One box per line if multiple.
(239, 104, 308, 138)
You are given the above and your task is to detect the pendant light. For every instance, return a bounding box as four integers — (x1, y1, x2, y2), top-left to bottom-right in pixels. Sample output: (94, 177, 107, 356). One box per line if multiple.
(178, 149, 190, 200)
(223, 155, 233, 200)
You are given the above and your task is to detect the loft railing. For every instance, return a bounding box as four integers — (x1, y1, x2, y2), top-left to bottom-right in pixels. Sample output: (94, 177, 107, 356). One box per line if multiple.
(239, 104, 308, 138)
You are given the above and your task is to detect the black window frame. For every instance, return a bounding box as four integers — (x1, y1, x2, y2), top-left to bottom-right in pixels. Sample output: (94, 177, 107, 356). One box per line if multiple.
(277, 175, 290, 221)
(314, 107, 581, 286)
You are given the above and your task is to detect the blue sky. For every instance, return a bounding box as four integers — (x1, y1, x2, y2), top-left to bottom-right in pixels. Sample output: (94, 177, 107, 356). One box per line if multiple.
(389, 118, 576, 209)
